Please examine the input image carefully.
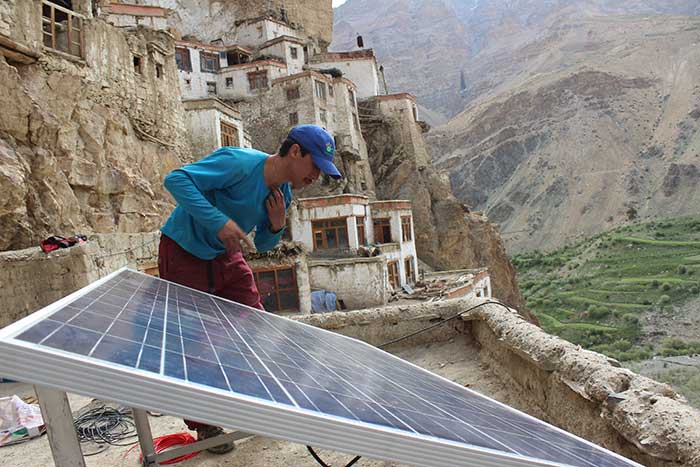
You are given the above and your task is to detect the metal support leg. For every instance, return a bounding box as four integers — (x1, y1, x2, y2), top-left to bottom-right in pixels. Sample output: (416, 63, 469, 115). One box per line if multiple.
(132, 408, 158, 467)
(34, 385, 86, 467)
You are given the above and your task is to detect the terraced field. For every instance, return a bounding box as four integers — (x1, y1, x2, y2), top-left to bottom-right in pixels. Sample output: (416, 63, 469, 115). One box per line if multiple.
(512, 216, 700, 361)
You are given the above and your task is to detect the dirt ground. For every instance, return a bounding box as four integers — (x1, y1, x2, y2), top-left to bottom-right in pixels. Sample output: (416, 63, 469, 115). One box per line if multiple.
(0, 334, 515, 467)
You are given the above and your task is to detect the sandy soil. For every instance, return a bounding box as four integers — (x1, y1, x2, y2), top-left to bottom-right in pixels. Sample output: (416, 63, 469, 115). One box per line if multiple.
(0, 335, 512, 467)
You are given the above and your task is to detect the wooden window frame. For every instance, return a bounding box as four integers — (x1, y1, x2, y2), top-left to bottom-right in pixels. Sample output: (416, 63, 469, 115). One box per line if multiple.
(404, 257, 415, 284)
(290, 46, 298, 59)
(206, 81, 217, 95)
(373, 218, 392, 244)
(286, 86, 300, 100)
(401, 216, 413, 242)
(175, 47, 192, 71)
(289, 112, 299, 126)
(248, 70, 269, 91)
(225, 77, 233, 88)
(199, 51, 220, 72)
(388, 261, 400, 290)
(312, 218, 349, 251)
(220, 121, 239, 147)
(314, 80, 327, 100)
(253, 267, 299, 313)
(42, 0, 84, 58)
(356, 217, 366, 246)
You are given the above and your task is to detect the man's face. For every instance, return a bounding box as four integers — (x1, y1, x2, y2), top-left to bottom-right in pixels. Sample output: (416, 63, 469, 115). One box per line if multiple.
(289, 144, 321, 189)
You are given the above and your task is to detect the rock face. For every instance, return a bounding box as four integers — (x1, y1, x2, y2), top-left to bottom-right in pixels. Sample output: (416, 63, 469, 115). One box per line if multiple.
(359, 98, 529, 314)
(0, 15, 188, 251)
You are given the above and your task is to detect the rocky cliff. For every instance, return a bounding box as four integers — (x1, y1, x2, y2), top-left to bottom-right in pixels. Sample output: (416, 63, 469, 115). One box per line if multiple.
(0, 9, 188, 251)
(359, 98, 529, 314)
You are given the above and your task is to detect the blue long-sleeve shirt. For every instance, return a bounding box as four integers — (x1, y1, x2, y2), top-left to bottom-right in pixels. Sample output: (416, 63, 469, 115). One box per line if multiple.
(161, 147, 291, 260)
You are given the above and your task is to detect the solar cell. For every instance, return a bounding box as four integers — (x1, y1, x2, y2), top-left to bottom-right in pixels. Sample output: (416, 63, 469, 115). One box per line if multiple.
(0, 268, 642, 467)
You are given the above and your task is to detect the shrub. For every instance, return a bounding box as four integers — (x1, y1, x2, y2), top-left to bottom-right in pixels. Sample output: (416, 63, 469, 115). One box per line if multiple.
(622, 313, 640, 325)
(658, 295, 671, 305)
(678, 265, 688, 275)
(650, 280, 660, 289)
(661, 282, 672, 291)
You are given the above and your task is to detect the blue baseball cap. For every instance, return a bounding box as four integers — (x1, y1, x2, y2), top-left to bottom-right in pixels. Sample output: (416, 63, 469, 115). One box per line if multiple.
(288, 125, 342, 179)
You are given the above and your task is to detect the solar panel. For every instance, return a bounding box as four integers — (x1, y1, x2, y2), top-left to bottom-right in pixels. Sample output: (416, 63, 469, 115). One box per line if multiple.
(0, 268, 641, 467)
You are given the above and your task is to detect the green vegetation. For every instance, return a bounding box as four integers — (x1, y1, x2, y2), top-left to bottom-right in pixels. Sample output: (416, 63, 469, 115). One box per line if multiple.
(513, 216, 700, 362)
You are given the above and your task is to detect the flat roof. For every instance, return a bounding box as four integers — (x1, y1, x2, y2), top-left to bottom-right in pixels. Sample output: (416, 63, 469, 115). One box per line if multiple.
(369, 200, 412, 211)
(108, 3, 170, 17)
(298, 194, 370, 208)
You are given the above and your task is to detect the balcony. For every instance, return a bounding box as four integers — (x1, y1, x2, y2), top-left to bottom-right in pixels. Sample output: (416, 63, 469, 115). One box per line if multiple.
(42, 0, 84, 58)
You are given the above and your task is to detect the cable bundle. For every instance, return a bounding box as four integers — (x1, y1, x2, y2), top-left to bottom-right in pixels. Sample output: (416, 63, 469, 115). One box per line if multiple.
(73, 405, 138, 455)
(138, 433, 201, 465)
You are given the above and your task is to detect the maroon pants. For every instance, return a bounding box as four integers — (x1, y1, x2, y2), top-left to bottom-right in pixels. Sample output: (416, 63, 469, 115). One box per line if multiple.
(158, 234, 264, 430)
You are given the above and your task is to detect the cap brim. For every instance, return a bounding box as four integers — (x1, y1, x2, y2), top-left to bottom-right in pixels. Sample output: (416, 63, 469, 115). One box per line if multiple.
(313, 155, 342, 179)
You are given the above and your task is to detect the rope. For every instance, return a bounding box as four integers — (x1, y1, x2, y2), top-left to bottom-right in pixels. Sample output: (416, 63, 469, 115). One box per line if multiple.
(73, 405, 138, 456)
(307, 300, 513, 466)
(136, 432, 202, 465)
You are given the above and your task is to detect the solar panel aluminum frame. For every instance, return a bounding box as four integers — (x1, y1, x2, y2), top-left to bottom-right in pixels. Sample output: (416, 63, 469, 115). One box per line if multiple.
(0, 268, 641, 467)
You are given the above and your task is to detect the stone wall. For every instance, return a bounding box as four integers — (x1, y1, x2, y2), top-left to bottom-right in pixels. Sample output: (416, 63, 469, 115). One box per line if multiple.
(308, 256, 387, 310)
(296, 299, 700, 467)
(0, 13, 189, 251)
(359, 98, 529, 315)
(0, 232, 160, 328)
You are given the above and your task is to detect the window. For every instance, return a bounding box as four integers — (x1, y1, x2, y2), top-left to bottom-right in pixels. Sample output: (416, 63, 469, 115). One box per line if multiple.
(133, 56, 142, 75)
(388, 261, 400, 290)
(254, 267, 299, 313)
(401, 216, 412, 242)
(289, 112, 299, 126)
(290, 46, 298, 59)
(286, 86, 300, 100)
(155, 63, 163, 78)
(200, 51, 220, 72)
(319, 109, 327, 126)
(248, 70, 269, 91)
(257, 25, 263, 38)
(206, 81, 217, 95)
(373, 218, 392, 244)
(329, 85, 334, 97)
(220, 121, 239, 147)
(175, 47, 192, 71)
(314, 80, 327, 100)
(356, 217, 366, 246)
(42, 0, 83, 57)
(404, 257, 415, 284)
(227, 50, 249, 65)
(312, 219, 349, 250)
(225, 77, 233, 88)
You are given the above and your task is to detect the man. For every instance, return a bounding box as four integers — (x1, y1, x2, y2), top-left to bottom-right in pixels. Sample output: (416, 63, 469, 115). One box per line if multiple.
(158, 124, 341, 453)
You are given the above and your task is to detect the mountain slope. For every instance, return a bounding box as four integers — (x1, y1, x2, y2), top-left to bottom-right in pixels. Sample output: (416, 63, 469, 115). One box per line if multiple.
(428, 15, 700, 252)
(333, 0, 700, 121)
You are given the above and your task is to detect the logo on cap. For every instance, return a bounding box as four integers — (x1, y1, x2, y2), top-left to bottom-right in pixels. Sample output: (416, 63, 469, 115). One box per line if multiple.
(326, 142, 333, 154)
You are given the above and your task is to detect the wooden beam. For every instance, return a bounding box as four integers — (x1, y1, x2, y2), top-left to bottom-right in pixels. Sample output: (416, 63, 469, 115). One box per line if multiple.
(34, 386, 86, 467)
(0, 34, 40, 64)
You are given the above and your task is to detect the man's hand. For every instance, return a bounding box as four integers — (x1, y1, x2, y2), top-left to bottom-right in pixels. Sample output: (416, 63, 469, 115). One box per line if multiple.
(266, 186, 286, 232)
(217, 219, 253, 254)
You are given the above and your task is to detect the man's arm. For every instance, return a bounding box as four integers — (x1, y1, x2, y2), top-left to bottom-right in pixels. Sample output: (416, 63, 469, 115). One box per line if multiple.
(163, 149, 244, 234)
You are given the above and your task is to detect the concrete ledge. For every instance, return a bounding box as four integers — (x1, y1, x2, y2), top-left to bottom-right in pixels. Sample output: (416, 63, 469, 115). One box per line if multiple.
(293, 298, 700, 467)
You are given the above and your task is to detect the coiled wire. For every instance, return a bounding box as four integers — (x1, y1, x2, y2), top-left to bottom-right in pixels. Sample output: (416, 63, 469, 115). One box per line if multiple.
(73, 405, 138, 455)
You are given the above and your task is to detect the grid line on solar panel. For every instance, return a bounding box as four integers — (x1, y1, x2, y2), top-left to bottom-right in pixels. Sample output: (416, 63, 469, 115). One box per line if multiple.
(8, 269, 640, 467)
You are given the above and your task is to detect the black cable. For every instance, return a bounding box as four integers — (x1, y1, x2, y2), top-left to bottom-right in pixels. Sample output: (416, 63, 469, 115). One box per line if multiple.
(307, 300, 512, 466)
(378, 300, 513, 349)
(73, 405, 138, 455)
(307, 446, 361, 467)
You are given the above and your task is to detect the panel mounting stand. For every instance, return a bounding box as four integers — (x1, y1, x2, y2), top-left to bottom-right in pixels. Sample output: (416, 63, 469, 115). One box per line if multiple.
(132, 408, 254, 466)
